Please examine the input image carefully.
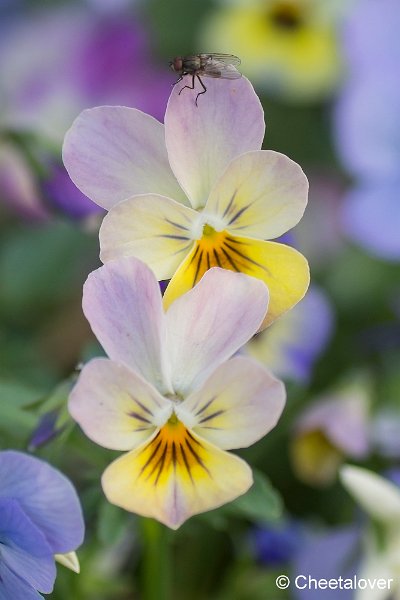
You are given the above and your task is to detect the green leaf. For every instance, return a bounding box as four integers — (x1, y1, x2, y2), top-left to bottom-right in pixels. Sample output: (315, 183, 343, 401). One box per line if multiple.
(0, 220, 96, 324)
(225, 470, 283, 524)
(0, 379, 44, 408)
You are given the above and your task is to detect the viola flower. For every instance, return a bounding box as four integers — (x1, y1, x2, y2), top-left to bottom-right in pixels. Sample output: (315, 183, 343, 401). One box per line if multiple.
(244, 285, 334, 382)
(291, 380, 370, 486)
(69, 257, 286, 529)
(63, 77, 309, 329)
(0, 450, 84, 599)
(340, 465, 400, 600)
(199, 0, 345, 102)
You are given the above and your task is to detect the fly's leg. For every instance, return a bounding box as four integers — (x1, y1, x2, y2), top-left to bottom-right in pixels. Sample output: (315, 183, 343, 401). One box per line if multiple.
(172, 75, 184, 87)
(178, 73, 195, 95)
(195, 76, 207, 106)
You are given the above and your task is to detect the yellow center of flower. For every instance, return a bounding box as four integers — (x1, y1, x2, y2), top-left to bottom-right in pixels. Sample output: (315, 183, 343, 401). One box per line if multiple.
(136, 416, 211, 487)
(188, 225, 266, 287)
(268, 2, 304, 31)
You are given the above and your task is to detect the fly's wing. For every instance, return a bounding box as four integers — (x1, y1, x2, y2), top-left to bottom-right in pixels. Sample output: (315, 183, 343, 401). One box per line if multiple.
(200, 54, 242, 79)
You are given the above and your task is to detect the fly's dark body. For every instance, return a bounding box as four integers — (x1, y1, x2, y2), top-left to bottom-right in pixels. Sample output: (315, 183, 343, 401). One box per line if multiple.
(169, 53, 242, 106)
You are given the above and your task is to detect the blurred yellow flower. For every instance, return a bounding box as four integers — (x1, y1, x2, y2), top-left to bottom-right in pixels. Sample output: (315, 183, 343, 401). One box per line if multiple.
(200, 0, 346, 102)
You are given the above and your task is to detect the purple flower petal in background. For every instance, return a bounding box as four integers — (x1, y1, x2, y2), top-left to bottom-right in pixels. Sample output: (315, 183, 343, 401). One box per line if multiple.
(43, 165, 104, 220)
(252, 520, 302, 567)
(334, 0, 400, 260)
(372, 410, 400, 459)
(341, 178, 400, 261)
(0, 498, 55, 595)
(0, 451, 84, 554)
(341, 0, 400, 77)
(335, 76, 400, 181)
(0, 5, 170, 221)
(0, 451, 84, 597)
(293, 526, 360, 600)
(0, 7, 169, 143)
(384, 468, 400, 490)
(245, 286, 334, 383)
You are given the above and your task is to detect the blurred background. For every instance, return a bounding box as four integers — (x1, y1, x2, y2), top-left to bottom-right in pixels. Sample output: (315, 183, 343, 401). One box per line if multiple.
(1, 0, 399, 598)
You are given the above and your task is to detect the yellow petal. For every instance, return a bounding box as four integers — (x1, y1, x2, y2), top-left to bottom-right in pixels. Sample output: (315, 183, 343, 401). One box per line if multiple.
(55, 552, 80, 574)
(102, 417, 252, 529)
(290, 431, 343, 487)
(163, 230, 309, 329)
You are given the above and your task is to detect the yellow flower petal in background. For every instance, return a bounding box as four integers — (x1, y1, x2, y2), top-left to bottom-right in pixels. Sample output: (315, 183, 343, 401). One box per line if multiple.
(102, 417, 252, 530)
(163, 232, 309, 329)
(200, 0, 344, 102)
(291, 430, 344, 487)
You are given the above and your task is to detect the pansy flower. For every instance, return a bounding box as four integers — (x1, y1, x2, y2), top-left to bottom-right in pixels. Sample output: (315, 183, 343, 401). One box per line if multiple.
(0, 450, 84, 599)
(69, 257, 285, 529)
(199, 0, 345, 102)
(63, 76, 309, 329)
(291, 382, 370, 487)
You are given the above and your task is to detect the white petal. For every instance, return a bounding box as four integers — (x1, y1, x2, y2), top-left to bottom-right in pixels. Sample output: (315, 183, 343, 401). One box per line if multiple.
(176, 356, 285, 449)
(340, 465, 400, 523)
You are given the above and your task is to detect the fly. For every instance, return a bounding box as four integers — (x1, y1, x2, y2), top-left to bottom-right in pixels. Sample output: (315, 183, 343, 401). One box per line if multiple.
(169, 53, 242, 106)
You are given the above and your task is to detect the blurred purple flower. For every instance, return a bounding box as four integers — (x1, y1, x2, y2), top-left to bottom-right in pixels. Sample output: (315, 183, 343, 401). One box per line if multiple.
(0, 5, 169, 220)
(293, 526, 360, 600)
(372, 410, 400, 459)
(0, 451, 84, 598)
(291, 381, 370, 486)
(334, 0, 400, 260)
(29, 410, 63, 451)
(384, 467, 400, 489)
(44, 165, 104, 220)
(252, 520, 302, 567)
(245, 286, 334, 383)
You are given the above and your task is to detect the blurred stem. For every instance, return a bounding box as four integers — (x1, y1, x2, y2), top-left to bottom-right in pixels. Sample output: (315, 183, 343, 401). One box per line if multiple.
(141, 518, 172, 600)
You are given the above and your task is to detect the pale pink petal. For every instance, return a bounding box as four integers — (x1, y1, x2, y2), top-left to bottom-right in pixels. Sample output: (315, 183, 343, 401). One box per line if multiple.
(165, 268, 269, 396)
(69, 358, 172, 450)
(205, 150, 308, 239)
(165, 76, 265, 209)
(82, 257, 171, 393)
(63, 106, 187, 210)
(176, 356, 285, 450)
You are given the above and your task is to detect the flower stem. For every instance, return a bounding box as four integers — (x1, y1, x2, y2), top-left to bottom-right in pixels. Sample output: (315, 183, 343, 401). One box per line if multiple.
(141, 518, 172, 600)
